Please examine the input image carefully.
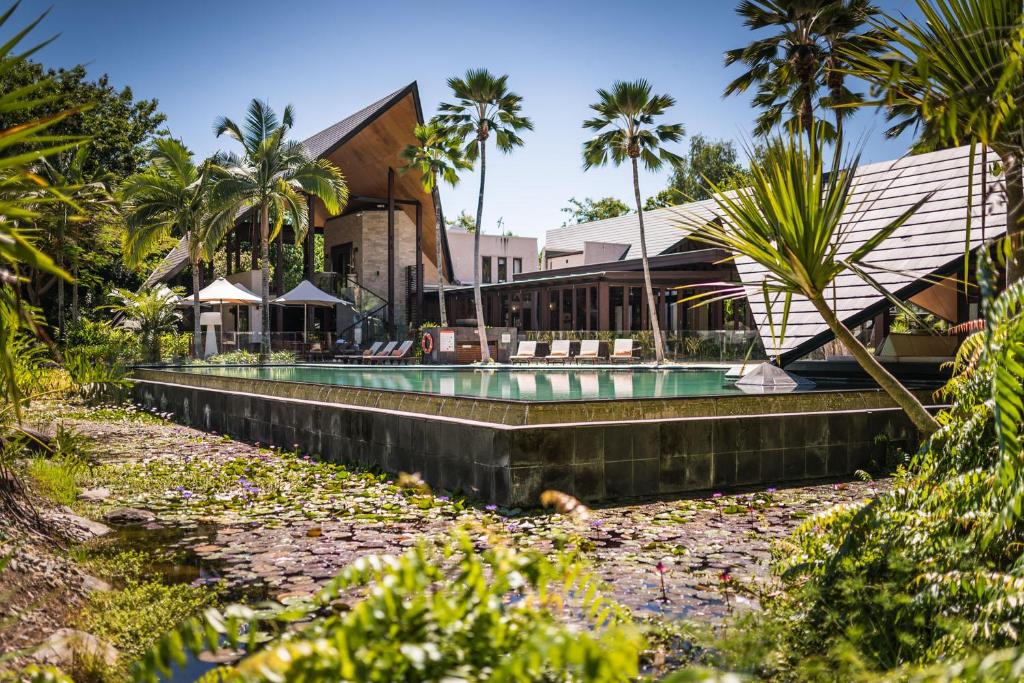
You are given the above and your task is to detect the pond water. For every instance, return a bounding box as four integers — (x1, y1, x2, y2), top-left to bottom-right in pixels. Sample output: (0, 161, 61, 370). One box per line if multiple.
(174, 365, 745, 401)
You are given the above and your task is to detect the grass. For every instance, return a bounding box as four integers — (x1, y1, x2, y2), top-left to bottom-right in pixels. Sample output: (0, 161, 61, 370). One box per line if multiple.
(72, 547, 221, 680)
(27, 456, 82, 506)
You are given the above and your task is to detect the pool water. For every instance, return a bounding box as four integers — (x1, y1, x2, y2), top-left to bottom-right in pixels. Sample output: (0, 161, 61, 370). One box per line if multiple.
(177, 365, 743, 402)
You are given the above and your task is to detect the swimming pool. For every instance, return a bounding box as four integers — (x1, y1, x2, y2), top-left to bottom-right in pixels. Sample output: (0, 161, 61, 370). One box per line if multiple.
(172, 365, 742, 402)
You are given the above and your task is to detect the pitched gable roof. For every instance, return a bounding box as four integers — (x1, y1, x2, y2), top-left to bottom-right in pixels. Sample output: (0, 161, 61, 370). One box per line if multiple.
(301, 84, 414, 160)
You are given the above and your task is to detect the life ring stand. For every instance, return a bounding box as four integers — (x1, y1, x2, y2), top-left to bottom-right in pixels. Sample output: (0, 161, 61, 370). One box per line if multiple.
(421, 332, 434, 355)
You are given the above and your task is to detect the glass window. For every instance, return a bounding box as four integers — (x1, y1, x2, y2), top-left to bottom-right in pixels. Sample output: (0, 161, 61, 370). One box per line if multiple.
(481, 257, 492, 284)
(609, 287, 624, 331)
(561, 289, 573, 329)
(575, 287, 586, 331)
(548, 292, 559, 329)
(513, 257, 522, 275)
(629, 287, 643, 331)
(497, 257, 507, 283)
(589, 287, 598, 330)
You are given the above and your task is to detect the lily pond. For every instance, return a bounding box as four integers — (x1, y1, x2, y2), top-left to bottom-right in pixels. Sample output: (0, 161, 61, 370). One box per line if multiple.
(36, 400, 883, 625)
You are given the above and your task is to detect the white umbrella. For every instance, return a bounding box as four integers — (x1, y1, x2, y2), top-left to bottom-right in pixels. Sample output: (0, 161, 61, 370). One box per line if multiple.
(182, 278, 262, 351)
(273, 280, 349, 342)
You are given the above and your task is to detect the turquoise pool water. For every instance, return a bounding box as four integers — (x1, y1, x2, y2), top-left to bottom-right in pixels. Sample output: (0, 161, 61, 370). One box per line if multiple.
(176, 365, 742, 402)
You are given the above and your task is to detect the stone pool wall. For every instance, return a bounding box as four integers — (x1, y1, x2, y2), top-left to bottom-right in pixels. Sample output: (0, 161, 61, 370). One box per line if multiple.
(133, 372, 929, 506)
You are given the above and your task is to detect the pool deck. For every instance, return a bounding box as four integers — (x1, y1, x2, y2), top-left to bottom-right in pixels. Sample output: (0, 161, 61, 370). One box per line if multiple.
(132, 367, 938, 506)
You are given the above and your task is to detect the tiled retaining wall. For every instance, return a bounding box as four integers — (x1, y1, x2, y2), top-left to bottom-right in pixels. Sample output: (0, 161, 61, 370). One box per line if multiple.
(133, 374, 926, 507)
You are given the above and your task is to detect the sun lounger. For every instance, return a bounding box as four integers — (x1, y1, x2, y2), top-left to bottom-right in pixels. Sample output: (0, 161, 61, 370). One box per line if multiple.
(361, 341, 397, 363)
(609, 338, 636, 363)
(509, 341, 538, 364)
(381, 340, 415, 364)
(545, 339, 572, 364)
(336, 341, 382, 363)
(576, 340, 602, 363)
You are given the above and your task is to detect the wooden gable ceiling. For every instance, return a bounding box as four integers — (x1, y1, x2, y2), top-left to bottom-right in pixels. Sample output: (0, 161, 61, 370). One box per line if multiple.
(308, 88, 442, 269)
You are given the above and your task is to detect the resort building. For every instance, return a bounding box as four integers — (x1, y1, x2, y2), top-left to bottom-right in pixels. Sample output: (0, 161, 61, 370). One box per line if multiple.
(444, 227, 538, 286)
(440, 144, 1006, 368)
(145, 82, 453, 345)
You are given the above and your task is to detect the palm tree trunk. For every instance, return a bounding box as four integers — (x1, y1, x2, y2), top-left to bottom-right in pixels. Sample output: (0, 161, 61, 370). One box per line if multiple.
(57, 211, 65, 340)
(192, 255, 202, 358)
(71, 263, 79, 324)
(808, 293, 938, 435)
(433, 187, 448, 327)
(632, 157, 666, 364)
(472, 139, 490, 363)
(1001, 150, 1023, 286)
(260, 202, 271, 359)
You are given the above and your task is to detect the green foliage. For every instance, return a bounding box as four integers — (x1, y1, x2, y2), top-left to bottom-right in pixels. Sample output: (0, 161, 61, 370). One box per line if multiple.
(158, 331, 191, 361)
(723, 0, 882, 138)
(137, 530, 642, 683)
(62, 345, 129, 404)
(191, 349, 296, 365)
(446, 209, 477, 232)
(211, 99, 349, 357)
(103, 287, 181, 363)
(688, 253, 1024, 680)
(645, 135, 752, 208)
(65, 317, 141, 364)
(26, 455, 81, 505)
(560, 196, 631, 225)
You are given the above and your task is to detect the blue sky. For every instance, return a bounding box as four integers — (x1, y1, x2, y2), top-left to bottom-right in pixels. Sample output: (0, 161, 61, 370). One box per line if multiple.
(18, 0, 921, 245)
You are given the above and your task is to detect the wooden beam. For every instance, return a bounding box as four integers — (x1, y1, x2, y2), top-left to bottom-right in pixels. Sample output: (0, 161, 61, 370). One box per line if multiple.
(387, 167, 395, 335)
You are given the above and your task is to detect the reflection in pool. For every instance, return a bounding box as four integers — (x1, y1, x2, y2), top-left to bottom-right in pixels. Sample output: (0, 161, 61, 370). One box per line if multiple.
(174, 365, 745, 402)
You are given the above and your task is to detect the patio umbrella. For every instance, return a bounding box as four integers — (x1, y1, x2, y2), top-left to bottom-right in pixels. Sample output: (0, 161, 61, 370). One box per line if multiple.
(273, 280, 349, 342)
(181, 278, 262, 351)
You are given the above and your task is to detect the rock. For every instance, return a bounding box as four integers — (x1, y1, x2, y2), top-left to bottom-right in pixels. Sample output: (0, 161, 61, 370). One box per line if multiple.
(48, 511, 112, 541)
(34, 629, 119, 670)
(102, 507, 156, 525)
(77, 487, 111, 502)
(81, 574, 112, 594)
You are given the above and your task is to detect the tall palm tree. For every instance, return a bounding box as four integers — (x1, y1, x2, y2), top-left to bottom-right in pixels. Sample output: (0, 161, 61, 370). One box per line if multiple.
(36, 147, 115, 338)
(122, 138, 215, 359)
(582, 79, 684, 364)
(846, 0, 1024, 285)
(724, 0, 879, 140)
(211, 100, 348, 357)
(436, 69, 532, 363)
(398, 121, 472, 328)
(686, 125, 939, 435)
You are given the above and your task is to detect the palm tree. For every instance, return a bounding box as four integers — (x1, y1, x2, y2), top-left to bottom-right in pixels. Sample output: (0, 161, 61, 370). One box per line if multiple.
(582, 79, 684, 364)
(398, 121, 472, 328)
(818, 0, 883, 142)
(436, 69, 532, 363)
(36, 147, 115, 338)
(211, 100, 348, 357)
(122, 138, 215, 359)
(686, 125, 939, 435)
(724, 0, 879, 140)
(846, 0, 1024, 285)
(105, 287, 182, 363)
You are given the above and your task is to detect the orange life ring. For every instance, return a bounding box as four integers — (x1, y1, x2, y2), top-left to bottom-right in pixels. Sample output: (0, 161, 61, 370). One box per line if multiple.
(421, 332, 434, 355)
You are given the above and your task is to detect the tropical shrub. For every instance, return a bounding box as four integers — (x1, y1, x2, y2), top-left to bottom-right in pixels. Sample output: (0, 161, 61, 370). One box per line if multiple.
(689, 253, 1024, 679)
(137, 530, 642, 683)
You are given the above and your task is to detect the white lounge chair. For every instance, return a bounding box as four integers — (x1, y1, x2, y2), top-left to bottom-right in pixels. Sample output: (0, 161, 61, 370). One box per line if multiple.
(545, 339, 572, 364)
(577, 339, 602, 363)
(610, 338, 636, 363)
(509, 341, 538, 364)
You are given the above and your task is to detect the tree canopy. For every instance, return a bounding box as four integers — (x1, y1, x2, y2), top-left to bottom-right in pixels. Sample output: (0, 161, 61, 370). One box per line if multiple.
(0, 60, 165, 180)
(560, 196, 631, 225)
(645, 134, 752, 209)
